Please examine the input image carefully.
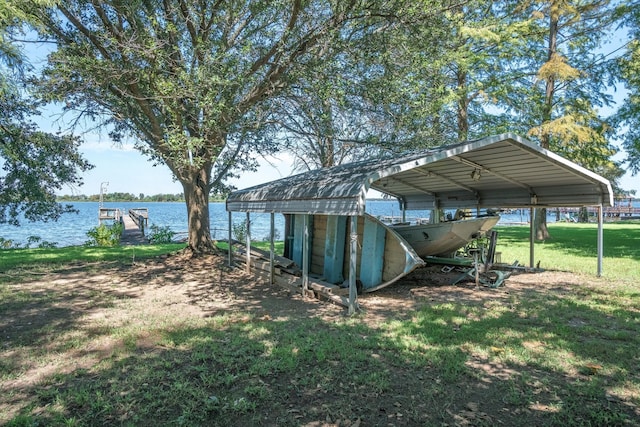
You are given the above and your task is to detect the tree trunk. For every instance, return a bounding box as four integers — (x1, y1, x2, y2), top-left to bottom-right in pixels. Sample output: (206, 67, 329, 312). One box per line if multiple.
(534, 208, 550, 241)
(456, 69, 469, 141)
(182, 166, 215, 255)
(534, 7, 559, 241)
(578, 207, 589, 223)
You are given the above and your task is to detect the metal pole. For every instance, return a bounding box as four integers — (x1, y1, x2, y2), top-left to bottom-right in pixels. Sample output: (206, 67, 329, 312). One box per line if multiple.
(245, 212, 251, 274)
(302, 214, 309, 295)
(597, 204, 603, 277)
(530, 207, 535, 268)
(349, 216, 358, 315)
(227, 211, 233, 267)
(270, 212, 275, 285)
(99, 181, 109, 208)
(99, 181, 109, 225)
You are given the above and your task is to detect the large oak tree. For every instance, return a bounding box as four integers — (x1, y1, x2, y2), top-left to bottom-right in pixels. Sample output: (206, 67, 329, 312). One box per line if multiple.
(25, 0, 412, 253)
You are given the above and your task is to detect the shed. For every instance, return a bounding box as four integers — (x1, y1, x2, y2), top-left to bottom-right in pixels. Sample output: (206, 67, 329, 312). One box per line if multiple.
(226, 133, 613, 312)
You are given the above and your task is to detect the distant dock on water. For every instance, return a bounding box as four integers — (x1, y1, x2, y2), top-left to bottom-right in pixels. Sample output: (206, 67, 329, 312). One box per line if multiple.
(560, 205, 640, 221)
(99, 207, 149, 245)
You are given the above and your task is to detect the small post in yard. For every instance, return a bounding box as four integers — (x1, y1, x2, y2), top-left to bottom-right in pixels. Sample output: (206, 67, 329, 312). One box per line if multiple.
(270, 212, 275, 285)
(245, 212, 251, 274)
(529, 207, 535, 268)
(348, 215, 359, 315)
(302, 214, 310, 296)
(227, 211, 233, 267)
(597, 204, 603, 277)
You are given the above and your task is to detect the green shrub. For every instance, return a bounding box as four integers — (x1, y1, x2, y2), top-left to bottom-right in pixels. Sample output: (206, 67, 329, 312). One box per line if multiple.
(85, 222, 123, 247)
(0, 237, 17, 249)
(232, 221, 250, 242)
(0, 236, 58, 249)
(147, 224, 176, 244)
(27, 236, 58, 249)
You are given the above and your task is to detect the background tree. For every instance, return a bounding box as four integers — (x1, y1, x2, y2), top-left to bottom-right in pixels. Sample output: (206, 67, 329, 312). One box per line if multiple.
(276, 2, 466, 168)
(615, 0, 640, 180)
(273, 56, 380, 171)
(0, 0, 92, 226)
(425, 1, 530, 141)
(500, 0, 622, 237)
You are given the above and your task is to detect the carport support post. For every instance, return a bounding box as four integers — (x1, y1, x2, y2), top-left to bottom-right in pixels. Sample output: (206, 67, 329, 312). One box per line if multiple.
(302, 214, 310, 295)
(529, 207, 535, 268)
(270, 212, 275, 284)
(228, 211, 233, 267)
(245, 212, 251, 274)
(348, 216, 358, 315)
(597, 204, 603, 277)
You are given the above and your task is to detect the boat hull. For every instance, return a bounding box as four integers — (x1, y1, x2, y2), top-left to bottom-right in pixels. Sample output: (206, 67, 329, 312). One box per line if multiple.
(390, 216, 500, 257)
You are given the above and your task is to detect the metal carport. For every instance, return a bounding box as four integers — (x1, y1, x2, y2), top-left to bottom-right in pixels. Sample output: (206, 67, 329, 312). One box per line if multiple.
(226, 133, 614, 312)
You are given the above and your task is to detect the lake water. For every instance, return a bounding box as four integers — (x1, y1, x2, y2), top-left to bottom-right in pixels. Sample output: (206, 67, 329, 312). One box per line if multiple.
(1, 199, 635, 248)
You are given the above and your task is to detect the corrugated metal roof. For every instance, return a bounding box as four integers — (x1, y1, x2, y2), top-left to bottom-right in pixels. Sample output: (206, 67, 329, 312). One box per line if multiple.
(226, 133, 613, 214)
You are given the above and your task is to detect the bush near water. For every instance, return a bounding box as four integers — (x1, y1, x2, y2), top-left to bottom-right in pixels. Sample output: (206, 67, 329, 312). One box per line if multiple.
(85, 222, 124, 247)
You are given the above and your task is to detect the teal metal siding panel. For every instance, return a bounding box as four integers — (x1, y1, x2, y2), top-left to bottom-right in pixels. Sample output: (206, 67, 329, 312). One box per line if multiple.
(323, 216, 347, 284)
(291, 214, 313, 268)
(359, 217, 387, 289)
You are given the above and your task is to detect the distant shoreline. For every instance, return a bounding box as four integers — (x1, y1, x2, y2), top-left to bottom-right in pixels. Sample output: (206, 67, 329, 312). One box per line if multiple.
(57, 196, 226, 203)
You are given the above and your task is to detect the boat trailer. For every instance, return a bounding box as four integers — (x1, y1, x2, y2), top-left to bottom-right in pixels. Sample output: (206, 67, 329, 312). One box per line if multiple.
(424, 230, 511, 288)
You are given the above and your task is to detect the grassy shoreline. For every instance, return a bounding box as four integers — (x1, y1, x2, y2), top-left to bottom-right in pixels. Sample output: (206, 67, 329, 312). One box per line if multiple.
(3, 223, 638, 280)
(0, 243, 187, 273)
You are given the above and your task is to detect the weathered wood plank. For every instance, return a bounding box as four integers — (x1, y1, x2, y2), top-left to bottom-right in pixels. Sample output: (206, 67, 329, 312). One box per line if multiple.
(223, 240, 296, 269)
(246, 245, 296, 268)
(309, 279, 349, 296)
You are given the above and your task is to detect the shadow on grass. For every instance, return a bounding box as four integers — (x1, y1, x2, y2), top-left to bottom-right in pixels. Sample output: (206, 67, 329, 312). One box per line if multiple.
(3, 284, 639, 426)
(0, 280, 141, 385)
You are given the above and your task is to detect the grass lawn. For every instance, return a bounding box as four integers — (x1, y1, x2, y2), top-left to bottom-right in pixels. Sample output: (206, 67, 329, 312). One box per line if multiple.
(495, 222, 640, 279)
(1, 224, 639, 426)
(0, 243, 187, 273)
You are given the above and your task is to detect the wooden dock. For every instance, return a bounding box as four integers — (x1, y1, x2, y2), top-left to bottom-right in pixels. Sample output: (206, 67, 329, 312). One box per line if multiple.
(121, 214, 147, 245)
(98, 207, 149, 245)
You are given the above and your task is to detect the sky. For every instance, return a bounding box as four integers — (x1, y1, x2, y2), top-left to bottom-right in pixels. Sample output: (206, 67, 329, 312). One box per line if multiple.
(66, 138, 296, 196)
